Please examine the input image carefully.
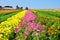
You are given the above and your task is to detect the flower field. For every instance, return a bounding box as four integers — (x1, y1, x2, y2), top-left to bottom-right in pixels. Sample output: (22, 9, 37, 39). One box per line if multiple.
(0, 10, 60, 40)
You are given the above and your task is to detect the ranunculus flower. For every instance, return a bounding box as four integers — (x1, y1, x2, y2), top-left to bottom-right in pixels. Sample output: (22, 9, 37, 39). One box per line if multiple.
(32, 31, 37, 36)
(42, 30, 46, 33)
(37, 29, 40, 32)
(14, 27, 21, 33)
(39, 24, 45, 29)
(24, 31, 29, 36)
(27, 22, 38, 30)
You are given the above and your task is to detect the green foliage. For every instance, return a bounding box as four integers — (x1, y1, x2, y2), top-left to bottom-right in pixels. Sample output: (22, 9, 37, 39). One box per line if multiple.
(33, 36, 39, 40)
(20, 28, 25, 33)
(0, 11, 19, 23)
(26, 31, 33, 40)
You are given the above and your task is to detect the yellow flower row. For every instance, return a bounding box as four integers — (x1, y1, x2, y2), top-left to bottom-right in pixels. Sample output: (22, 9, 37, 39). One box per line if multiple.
(0, 10, 27, 39)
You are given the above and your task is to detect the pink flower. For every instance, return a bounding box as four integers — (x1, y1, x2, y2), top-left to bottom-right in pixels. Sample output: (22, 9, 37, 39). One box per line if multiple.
(39, 24, 44, 29)
(32, 24, 38, 30)
(27, 22, 38, 30)
(24, 31, 29, 36)
(37, 29, 40, 32)
(14, 27, 21, 33)
(32, 31, 38, 36)
(42, 30, 46, 33)
(26, 26, 32, 31)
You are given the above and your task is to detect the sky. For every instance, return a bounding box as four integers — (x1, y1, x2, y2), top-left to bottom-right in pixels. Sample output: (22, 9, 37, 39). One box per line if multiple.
(0, 0, 60, 9)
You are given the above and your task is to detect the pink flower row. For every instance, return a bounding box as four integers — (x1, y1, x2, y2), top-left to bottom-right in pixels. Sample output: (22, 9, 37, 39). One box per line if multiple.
(14, 10, 46, 36)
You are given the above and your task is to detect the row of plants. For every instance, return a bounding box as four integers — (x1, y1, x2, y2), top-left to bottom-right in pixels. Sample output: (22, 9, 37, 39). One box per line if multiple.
(45, 11, 60, 18)
(34, 10, 60, 18)
(0, 11, 21, 23)
(0, 11, 19, 17)
(30, 10, 60, 40)
(0, 10, 26, 40)
(0, 10, 20, 15)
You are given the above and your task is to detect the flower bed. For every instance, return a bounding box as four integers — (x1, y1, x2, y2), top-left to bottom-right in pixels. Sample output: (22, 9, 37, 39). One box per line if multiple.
(0, 10, 26, 40)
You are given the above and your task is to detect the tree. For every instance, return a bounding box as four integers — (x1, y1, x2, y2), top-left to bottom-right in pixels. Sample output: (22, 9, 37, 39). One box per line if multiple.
(16, 5, 20, 9)
(0, 6, 2, 9)
(25, 7, 28, 10)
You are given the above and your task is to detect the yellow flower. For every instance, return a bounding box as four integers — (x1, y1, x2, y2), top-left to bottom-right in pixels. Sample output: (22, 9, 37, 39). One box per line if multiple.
(53, 17, 58, 21)
(48, 27, 55, 35)
(0, 38, 8, 40)
(0, 34, 3, 38)
(5, 28, 11, 35)
(48, 29, 54, 35)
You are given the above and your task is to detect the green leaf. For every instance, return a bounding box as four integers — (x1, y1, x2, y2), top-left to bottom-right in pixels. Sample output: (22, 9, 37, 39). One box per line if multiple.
(33, 36, 39, 40)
